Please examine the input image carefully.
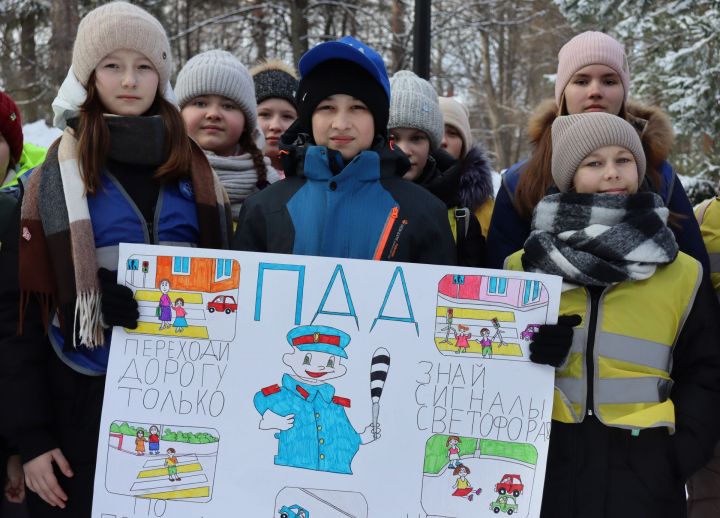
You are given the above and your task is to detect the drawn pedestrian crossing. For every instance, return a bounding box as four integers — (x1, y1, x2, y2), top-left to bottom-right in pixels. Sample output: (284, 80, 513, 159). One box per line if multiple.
(128, 454, 211, 501)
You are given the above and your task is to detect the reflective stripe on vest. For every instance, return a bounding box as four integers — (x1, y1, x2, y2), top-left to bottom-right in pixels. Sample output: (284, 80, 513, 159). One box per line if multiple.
(505, 250, 701, 432)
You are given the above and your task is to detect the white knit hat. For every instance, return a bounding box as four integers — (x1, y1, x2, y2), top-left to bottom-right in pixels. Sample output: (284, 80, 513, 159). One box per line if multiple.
(72, 1, 172, 87)
(551, 112, 646, 192)
(555, 31, 630, 107)
(438, 96, 472, 158)
(388, 71, 443, 150)
(174, 50, 258, 134)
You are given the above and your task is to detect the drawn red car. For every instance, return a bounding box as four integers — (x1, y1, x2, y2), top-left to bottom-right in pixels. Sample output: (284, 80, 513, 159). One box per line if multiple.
(520, 324, 541, 341)
(495, 474, 524, 497)
(207, 295, 237, 314)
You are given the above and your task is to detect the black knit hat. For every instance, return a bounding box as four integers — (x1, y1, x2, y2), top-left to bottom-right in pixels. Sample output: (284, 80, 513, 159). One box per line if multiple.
(296, 59, 389, 140)
(251, 59, 299, 108)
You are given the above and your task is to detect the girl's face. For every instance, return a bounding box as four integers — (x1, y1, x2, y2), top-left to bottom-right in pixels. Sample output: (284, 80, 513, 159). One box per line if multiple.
(311, 94, 374, 161)
(257, 98, 297, 156)
(441, 124, 464, 160)
(449, 439, 458, 447)
(175, 300, 183, 307)
(95, 49, 159, 117)
(391, 128, 431, 182)
(137, 430, 144, 437)
(458, 467, 467, 476)
(182, 95, 246, 157)
(573, 145, 639, 195)
(0, 133, 10, 179)
(563, 64, 624, 116)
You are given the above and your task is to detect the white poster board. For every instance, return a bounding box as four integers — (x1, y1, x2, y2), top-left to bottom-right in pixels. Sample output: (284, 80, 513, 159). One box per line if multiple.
(92, 243, 562, 518)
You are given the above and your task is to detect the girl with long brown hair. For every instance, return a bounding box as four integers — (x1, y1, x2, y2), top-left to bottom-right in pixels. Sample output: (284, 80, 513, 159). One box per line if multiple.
(486, 31, 709, 275)
(5, 3, 230, 516)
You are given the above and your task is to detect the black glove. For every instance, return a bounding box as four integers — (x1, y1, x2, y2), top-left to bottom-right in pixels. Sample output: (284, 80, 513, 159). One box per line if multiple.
(529, 314, 582, 367)
(98, 267, 139, 329)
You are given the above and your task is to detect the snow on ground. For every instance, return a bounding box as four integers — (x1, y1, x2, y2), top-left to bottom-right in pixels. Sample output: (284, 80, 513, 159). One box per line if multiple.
(22, 119, 61, 148)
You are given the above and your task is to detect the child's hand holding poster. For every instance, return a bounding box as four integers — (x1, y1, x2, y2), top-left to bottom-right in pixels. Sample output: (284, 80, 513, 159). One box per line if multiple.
(93, 244, 562, 517)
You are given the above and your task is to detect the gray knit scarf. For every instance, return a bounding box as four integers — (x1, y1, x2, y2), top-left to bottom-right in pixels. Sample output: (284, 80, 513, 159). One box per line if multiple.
(206, 151, 280, 222)
(522, 192, 679, 286)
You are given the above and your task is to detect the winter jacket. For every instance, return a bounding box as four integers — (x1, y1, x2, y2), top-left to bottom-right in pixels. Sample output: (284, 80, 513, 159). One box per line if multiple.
(687, 196, 720, 518)
(232, 135, 456, 266)
(423, 144, 495, 266)
(486, 100, 711, 272)
(507, 251, 720, 517)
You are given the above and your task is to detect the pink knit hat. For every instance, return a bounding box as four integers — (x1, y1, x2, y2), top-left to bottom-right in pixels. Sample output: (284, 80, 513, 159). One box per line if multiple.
(555, 31, 630, 107)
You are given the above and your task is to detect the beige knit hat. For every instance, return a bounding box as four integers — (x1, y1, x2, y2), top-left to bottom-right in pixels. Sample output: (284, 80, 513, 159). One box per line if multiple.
(72, 1, 172, 87)
(551, 112, 646, 192)
(555, 31, 630, 108)
(439, 96, 472, 158)
(175, 50, 257, 134)
(388, 71, 443, 150)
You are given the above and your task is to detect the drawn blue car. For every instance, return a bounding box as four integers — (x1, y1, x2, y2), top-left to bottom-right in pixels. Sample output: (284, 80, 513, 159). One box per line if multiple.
(279, 504, 310, 518)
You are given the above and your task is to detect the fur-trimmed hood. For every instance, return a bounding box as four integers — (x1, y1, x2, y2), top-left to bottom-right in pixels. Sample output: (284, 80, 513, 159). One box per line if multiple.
(528, 99, 674, 168)
(426, 144, 494, 210)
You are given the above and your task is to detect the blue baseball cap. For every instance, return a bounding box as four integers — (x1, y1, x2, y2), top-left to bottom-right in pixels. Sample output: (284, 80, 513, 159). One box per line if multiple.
(286, 325, 351, 359)
(298, 36, 390, 101)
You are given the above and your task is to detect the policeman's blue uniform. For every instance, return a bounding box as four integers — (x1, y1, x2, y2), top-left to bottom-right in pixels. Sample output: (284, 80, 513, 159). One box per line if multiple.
(254, 325, 361, 474)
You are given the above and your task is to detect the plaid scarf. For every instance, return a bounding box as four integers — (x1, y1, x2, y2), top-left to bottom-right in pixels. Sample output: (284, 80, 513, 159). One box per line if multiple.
(522, 192, 678, 286)
(19, 120, 231, 348)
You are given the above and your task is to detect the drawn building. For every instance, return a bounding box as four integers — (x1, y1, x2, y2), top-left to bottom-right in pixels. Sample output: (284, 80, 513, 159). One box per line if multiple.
(155, 256, 240, 292)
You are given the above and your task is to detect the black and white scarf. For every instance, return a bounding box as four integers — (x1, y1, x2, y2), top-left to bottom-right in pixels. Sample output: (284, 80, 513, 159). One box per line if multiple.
(522, 192, 678, 286)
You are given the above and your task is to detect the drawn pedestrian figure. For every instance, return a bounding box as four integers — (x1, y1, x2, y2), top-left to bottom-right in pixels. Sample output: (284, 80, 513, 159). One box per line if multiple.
(165, 448, 181, 481)
(480, 328, 493, 358)
(439, 308, 454, 343)
(158, 279, 172, 330)
(452, 464, 481, 501)
(254, 325, 380, 475)
(173, 297, 188, 333)
(148, 425, 160, 455)
(447, 435, 461, 468)
(454, 324, 471, 353)
(491, 317, 506, 347)
(134, 429, 146, 456)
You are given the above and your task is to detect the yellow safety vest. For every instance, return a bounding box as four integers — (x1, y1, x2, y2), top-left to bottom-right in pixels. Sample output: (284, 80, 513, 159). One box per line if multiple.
(506, 251, 701, 433)
(695, 197, 720, 298)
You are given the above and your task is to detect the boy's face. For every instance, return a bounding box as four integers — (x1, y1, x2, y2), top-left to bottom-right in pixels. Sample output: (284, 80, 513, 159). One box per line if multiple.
(283, 348, 347, 385)
(182, 95, 246, 157)
(312, 94, 374, 161)
(0, 133, 10, 179)
(390, 127, 431, 182)
(573, 145, 639, 195)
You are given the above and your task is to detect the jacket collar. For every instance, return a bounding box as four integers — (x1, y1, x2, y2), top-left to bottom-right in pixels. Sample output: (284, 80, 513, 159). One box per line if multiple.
(282, 373, 335, 403)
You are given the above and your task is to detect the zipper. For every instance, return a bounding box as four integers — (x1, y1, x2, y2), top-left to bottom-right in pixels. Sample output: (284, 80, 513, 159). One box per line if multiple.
(585, 287, 603, 416)
(373, 206, 399, 260)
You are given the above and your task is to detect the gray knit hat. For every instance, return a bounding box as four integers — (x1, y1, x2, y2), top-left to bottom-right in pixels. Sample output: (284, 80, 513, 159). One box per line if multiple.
(175, 50, 257, 134)
(72, 1, 172, 87)
(251, 59, 299, 108)
(551, 112, 646, 192)
(388, 70, 443, 150)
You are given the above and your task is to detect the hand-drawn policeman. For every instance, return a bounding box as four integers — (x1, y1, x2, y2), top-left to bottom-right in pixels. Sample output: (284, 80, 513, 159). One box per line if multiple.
(254, 325, 380, 475)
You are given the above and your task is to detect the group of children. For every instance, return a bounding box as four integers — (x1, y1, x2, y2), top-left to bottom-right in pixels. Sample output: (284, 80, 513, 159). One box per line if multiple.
(0, 2, 718, 518)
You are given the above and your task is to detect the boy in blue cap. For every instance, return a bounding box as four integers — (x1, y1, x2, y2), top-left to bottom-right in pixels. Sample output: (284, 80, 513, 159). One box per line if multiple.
(254, 325, 379, 475)
(232, 36, 455, 264)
